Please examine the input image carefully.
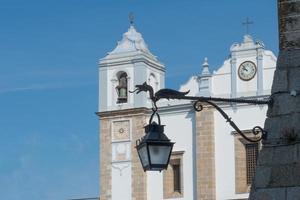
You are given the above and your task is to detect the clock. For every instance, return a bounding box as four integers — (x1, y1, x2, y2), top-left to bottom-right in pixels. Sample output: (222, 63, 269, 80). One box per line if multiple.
(238, 61, 257, 81)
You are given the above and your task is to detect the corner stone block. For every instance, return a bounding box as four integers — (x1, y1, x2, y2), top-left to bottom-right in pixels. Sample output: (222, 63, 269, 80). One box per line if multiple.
(270, 163, 300, 187)
(287, 187, 300, 200)
(289, 67, 300, 90)
(253, 165, 272, 188)
(267, 93, 300, 117)
(279, 1, 300, 16)
(264, 117, 283, 139)
(264, 113, 300, 140)
(276, 50, 300, 69)
(249, 188, 286, 200)
(257, 147, 274, 166)
(271, 69, 288, 93)
(272, 144, 298, 165)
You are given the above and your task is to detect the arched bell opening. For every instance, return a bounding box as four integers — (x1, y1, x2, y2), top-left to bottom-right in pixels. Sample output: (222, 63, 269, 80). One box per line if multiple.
(115, 71, 128, 104)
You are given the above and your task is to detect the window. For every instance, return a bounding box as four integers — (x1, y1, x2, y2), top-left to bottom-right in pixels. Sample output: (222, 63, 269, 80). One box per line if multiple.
(233, 130, 260, 194)
(116, 72, 128, 103)
(163, 151, 184, 199)
(245, 143, 259, 185)
(172, 160, 181, 193)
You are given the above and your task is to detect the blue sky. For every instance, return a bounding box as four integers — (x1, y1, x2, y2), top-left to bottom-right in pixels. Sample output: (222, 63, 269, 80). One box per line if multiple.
(0, 0, 277, 199)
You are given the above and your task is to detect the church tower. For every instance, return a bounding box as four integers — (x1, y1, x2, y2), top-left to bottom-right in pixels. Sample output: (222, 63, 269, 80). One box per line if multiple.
(97, 20, 165, 200)
(99, 22, 165, 112)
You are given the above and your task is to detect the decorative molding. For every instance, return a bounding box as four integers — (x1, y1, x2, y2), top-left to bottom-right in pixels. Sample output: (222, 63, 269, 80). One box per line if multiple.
(112, 163, 130, 176)
(100, 54, 165, 72)
(112, 142, 131, 162)
(231, 57, 237, 98)
(111, 120, 131, 142)
(96, 107, 149, 118)
(257, 50, 264, 96)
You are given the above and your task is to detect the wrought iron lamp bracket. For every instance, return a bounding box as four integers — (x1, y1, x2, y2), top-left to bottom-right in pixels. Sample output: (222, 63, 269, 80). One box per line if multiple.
(130, 82, 269, 143)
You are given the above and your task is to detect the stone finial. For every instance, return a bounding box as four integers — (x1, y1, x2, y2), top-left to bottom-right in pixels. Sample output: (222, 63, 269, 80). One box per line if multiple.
(201, 57, 210, 75)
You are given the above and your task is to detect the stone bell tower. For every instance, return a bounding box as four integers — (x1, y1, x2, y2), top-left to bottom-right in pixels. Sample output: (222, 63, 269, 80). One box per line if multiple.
(250, 1, 300, 199)
(97, 18, 165, 200)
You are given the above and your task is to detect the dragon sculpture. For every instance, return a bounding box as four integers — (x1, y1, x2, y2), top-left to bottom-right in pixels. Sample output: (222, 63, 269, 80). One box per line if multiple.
(131, 82, 190, 103)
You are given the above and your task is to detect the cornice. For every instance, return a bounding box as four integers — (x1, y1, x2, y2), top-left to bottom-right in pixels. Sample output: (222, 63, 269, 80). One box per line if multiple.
(99, 54, 165, 72)
(96, 107, 150, 119)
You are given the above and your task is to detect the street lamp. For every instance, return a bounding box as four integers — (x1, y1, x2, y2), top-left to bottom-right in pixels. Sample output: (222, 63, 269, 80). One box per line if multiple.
(136, 112, 174, 171)
(131, 82, 270, 171)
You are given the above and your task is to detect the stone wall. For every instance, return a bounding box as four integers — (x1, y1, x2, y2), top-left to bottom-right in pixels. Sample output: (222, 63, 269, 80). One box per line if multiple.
(234, 136, 249, 194)
(98, 108, 148, 200)
(249, 1, 300, 199)
(163, 151, 184, 199)
(99, 118, 112, 200)
(195, 107, 216, 200)
(131, 115, 148, 200)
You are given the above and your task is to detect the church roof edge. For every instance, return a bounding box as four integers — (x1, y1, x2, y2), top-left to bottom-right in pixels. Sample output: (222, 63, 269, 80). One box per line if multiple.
(230, 34, 265, 52)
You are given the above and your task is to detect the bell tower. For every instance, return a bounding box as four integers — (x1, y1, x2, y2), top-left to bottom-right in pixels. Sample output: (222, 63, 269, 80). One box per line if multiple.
(98, 18, 165, 200)
(99, 21, 165, 112)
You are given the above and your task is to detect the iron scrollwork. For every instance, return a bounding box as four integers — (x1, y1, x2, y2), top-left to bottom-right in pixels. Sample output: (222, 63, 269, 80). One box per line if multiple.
(131, 82, 270, 143)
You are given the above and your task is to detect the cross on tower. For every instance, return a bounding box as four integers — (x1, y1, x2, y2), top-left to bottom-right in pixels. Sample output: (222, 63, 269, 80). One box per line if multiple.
(129, 12, 134, 25)
(242, 17, 254, 34)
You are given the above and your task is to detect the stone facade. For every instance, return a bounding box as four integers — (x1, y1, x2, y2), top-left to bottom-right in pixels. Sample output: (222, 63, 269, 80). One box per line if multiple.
(250, 1, 300, 199)
(234, 136, 249, 194)
(131, 115, 148, 200)
(195, 107, 216, 200)
(99, 118, 112, 200)
(163, 151, 184, 199)
(98, 108, 148, 200)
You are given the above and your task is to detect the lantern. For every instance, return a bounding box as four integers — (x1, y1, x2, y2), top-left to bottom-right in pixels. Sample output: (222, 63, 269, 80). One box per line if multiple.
(136, 121, 174, 172)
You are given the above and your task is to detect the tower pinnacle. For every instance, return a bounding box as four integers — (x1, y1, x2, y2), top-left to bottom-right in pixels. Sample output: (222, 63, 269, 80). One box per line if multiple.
(201, 57, 210, 75)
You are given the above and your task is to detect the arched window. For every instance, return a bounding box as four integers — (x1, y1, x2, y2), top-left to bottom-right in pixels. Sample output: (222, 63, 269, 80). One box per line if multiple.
(116, 72, 128, 103)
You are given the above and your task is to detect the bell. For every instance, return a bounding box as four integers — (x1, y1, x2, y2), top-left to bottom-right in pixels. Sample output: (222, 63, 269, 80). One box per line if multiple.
(116, 85, 127, 103)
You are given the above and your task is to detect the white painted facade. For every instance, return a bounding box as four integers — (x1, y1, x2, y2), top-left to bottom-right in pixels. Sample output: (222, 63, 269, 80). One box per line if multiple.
(99, 25, 276, 200)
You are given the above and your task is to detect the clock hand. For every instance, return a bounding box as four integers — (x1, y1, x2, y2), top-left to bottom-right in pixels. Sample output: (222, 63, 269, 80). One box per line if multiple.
(242, 66, 248, 71)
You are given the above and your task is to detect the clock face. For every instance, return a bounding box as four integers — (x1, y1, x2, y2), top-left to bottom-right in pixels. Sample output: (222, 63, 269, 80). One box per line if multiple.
(238, 61, 257, 81)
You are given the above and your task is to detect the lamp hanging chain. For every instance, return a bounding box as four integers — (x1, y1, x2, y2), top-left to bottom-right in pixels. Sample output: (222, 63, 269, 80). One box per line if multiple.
(149, 101, 161, 125)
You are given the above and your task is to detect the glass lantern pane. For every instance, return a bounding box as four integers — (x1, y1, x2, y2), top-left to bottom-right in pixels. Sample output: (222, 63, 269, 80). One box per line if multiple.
(138, 145, 149, 167)
(149, 145, 172, 165)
